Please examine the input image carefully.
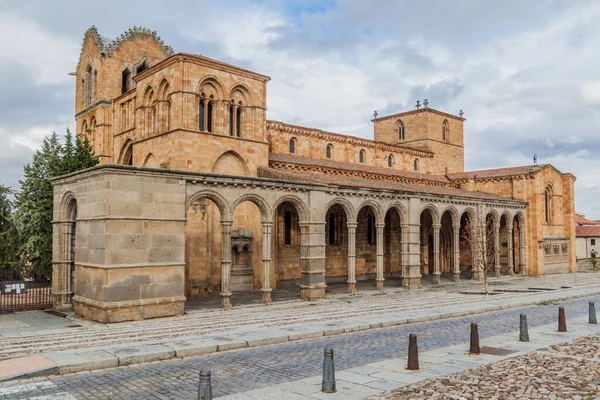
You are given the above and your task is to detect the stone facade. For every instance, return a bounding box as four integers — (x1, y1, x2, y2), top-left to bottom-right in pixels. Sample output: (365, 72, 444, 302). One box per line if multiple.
(51, 26, 576, 323)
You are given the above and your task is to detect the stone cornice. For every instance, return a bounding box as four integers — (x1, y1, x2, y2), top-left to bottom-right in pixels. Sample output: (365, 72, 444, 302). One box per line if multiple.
(267, 120, 434, 158)
(372, 107, 465, 123)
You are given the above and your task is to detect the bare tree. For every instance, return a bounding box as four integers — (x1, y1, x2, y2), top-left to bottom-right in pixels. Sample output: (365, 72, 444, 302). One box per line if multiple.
(461, 204, 497, 294)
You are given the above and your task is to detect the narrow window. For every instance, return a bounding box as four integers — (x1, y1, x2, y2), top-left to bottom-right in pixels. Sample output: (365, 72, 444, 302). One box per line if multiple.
(442, 120, 449, 141)
(414, 158, 419, 171)
(135, 61, 149, 75)
(388, 155, 393, 167)
(592, 239, 596, 246)
(545, 187, 552, 223)
(121, 69, 131, 94)
(398, 121, 405, 140)
(359, 150, 365, 164)
(229, 105, 234, 136)
(289, 138, 296, 154)
(207, 100, 213, 132)
(284, 211, 292, 245)
(367, 214, 374, 245)
(326, 144, 332, 159)
(199, 100, 205, 131)
(328, 213, 336, 244)
(236, 106, 241, 137)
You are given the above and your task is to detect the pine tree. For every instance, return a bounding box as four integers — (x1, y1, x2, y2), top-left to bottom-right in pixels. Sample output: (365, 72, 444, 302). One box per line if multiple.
(14, 130, 99, 276)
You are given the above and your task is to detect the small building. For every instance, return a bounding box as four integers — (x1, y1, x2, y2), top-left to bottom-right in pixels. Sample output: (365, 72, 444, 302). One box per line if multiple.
(576, 225, 600, 260)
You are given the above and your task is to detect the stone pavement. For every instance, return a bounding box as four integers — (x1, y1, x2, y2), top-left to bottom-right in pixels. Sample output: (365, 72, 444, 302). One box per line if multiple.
(0, 295, 599, 399)
(0, 272, 599, 383)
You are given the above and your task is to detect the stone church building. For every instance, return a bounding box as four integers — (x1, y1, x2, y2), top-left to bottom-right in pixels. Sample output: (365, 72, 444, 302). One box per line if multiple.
(51, 27, 576, 323)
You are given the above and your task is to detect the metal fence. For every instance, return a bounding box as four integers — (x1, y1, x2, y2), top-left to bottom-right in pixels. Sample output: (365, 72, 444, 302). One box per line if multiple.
(0, 267, 52, 312)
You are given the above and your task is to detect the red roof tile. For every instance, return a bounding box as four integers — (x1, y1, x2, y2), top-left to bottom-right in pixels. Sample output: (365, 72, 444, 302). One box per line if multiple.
(448, 165, 546, 180)
(258, 167, 521, 203)
(269, 153, 450, 184)
(576, 225, 600, 237)
(575, 215, 600, 226)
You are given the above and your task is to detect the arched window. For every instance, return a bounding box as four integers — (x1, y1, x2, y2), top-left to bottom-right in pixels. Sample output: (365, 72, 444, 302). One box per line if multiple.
(545, 185, 553, 223)
(83, 63, 95, 107)
(284, 211, 292, 245)
(398, 120, 405, 140)
(199, 95, 213, 132)
(326, 144, 332, 159)
(207, 99, 213, 133)
(328, 213, 336, 244)
(359, 149, 365, 164)
(229, 104, 234, 136)
(387, 154, 393, 167)
(414, 158, 419, 171)
(289, 138, 296, 154)
(199, 99, 205, 131)
(122, 142, 133, 166)
(367, 214, 375, 245)
(442, 120, 449, 141)
(121, 68, 131, 94)
(236, 105, 242, 137)
(135, 60, 149, 75)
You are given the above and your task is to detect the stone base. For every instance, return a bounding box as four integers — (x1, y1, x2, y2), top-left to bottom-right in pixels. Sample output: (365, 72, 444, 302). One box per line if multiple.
(262, 289, 272, 305)
(347, 281, 356, 295)
(453, 272, 460, 282)
(472, 270, 484, 281)
(220, 294, 232, 309)
(402, 276, 422, 289)
(433, 273, 441, 284)
(73, 295, 185, 323)
(301, 285, 326, 301)
(376, 279, 384, 291)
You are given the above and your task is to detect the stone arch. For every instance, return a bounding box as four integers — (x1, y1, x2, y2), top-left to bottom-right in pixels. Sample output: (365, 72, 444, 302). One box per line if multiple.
(60, 191, 78, 220)
(143, 85, 155, 106)
(421, 203, 441, 225)
(487, 208, 501, 226)
(231, 194, 271, 223)
(186, 189, 231, 221)
(157, 77, 170, 100)
(356, 199, 384, 224)
(440, 205, 460, 227)
(133, 56, 150, 75)
(118, 139, 134, 165)
(197, 76, 225, 99)
(143, 153, 160, 168)
(514, 210, 526, 228)
(229, 83, 253, 106)
(324, 197, 356, 223)
(461, 206, 476, 221)
(81, 119, 88, 135)
(384, 202, 408, 225)
(272, 195, 309, 223)
(211, 150, 250, 177)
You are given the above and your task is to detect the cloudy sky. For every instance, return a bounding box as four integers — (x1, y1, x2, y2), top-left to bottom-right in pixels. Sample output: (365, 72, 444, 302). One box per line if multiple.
(1, 0, 600, 217)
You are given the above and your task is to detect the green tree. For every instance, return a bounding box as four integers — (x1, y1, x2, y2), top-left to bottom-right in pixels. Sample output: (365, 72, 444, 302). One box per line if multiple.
(14, 130, 98, 276)
(0, 184, 21, 269)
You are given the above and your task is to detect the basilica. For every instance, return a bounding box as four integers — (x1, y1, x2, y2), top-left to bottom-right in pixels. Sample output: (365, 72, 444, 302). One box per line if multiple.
(51, 26, 576, 323)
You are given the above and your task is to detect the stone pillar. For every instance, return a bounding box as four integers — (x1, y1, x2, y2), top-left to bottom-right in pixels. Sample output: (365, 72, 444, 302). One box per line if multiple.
(403, 198, 422, 289)
(347, 222, 357, 295)
(52, 221, 74, 310)
(220, 220, 233, 309)
(202, 98, 209, 131)
(300, 222, 327, 300)
(507, 225, 515, 275)
(453, 226, 460, 281)
(232, 105, 239, 137)
(261, 221, 273, 305)
(376, 223, 385, 291)
(432, 224, 441, 284)
(401, 224, 408, 285)
(494, 222, 501, 278)
(519, 226, 526, 275)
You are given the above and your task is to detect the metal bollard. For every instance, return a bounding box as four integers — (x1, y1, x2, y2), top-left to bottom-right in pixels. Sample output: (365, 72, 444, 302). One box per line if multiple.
(198, 368, 213, 400)
(590, 302, 597, 325)
(558, 306, 567, 332)
(406, 333, 419, 370)
(519, 314, 529, 342)
(469, 323, 480, 355)
(321, 347, 336, 393)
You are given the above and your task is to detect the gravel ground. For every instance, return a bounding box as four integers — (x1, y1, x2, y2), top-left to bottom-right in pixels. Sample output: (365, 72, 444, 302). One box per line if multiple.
(369, 334, 600, 400)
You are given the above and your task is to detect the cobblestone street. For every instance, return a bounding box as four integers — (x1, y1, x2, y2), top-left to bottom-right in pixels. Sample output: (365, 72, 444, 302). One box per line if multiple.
(1, 294, 599, 399)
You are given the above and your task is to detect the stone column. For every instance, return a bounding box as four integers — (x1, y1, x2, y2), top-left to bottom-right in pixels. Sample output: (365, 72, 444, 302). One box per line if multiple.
(202, 98, 209, 131)
(507, 225, 515, 275)
(453, 226, 460, 281)
(52, 221, 75, 310)
(376, 223, 385, 291)
(401, 224, 408, 285)
(433, 224, 441, 284)
(220, 220, 233, 309)
(300, 222, 327, 300)
(232, 105, 239, 137)
(261, 221, 273, 305)
(403, 198, 422, 288)
(494, 222, 501, 278)
(519, 226, 526, 275)
(347, 222, 357, 295)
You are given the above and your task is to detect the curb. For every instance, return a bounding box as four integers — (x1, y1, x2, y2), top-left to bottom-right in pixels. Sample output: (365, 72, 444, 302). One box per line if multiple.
(3, 287, 600, 382)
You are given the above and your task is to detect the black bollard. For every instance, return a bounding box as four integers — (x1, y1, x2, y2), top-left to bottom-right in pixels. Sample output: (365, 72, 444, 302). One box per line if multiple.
(198, 368, 213, 400)
(406, 333, 419, 370)
(469, 323, 480, 354)
(322, 347, 336, 393)
(590, 302, 597, 325)
(519, 314, 529, 342)
(558, 306, 567, 332)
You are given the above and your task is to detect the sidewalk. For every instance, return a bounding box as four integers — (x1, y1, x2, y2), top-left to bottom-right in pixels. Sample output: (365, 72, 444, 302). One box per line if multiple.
(1, 272, 599, 382)
(217, 314, 600, 399)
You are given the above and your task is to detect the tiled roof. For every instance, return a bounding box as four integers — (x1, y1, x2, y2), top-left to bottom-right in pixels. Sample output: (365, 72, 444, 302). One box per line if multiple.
(371, 107, 465, 123)
(575, 215, 600, 226)
(576, 225, 600, 237)
(448, 165, 547, 181)
(269, 153, 450, 185)
(258, 167, 520, 203)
